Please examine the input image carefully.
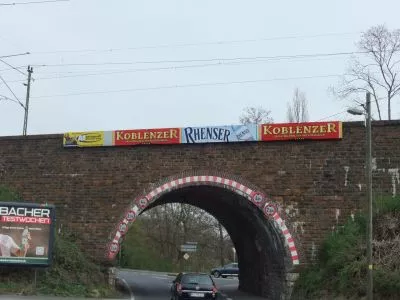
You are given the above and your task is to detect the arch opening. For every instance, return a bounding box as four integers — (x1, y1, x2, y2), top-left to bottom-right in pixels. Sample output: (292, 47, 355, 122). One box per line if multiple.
(107, 175, 299, 298)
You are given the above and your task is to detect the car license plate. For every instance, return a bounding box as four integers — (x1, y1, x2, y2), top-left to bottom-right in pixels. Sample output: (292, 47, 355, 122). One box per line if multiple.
(190, 292, 204, 297)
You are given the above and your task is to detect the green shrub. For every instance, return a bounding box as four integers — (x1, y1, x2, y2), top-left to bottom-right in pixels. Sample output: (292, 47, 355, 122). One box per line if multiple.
(0, 185, 20, 201)
(120, 219, 174, 272)
(0, 231, 118, 298)
(37, 231, 108, 297)
(375, 195, 400, 215)
(293, 196, 400, 299)
(0, 186, 118, 298)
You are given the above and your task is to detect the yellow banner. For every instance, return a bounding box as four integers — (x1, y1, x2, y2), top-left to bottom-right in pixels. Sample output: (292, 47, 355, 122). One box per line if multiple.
(63, 131, 104, 147)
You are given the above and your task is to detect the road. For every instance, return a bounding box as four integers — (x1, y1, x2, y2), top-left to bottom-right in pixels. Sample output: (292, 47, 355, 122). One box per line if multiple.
(116, 269, 267, 300)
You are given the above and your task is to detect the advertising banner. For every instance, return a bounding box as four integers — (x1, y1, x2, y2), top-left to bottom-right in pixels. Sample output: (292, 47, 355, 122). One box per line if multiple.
(63, 131, 108, 147)
(181, 124, 258, 143)
(62, 122, 342, 148)
(0, 202, 55, 267)
(113, 128, 181, 146)
(260, 121, 342, 141)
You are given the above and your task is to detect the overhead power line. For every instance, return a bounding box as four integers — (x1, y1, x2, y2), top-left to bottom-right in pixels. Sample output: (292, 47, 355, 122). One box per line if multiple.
(316, 109, 350, 121)
(32, 73, 341, 99)
(0, 75, 24, 107)
(3, 55, 350, 83)
(0, 52, 30, 59)
(31, 31, 360, 55)
(0, 50, 366, 74)
(0, 58, 27, 76)
(316, 96, 387, 121)
(0, 94, 21, 105)
(0, 0, 69, 6)
(30, 51, 365, 68)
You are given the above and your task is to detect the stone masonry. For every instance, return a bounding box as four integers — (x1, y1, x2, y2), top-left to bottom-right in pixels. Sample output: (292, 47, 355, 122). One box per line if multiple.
(0, 121, 399, 298)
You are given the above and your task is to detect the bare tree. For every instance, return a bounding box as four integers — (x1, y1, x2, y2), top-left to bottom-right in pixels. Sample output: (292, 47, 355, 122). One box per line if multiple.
(287, 88, 309, 123)
(334, 25, 400, 120)
(139, 203, 233, 270)
(239, 106, 273, 124)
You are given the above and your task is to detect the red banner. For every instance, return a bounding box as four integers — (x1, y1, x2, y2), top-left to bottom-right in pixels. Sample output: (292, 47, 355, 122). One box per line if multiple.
(260, 121, 342, 141)
(113, 128, 181, 146)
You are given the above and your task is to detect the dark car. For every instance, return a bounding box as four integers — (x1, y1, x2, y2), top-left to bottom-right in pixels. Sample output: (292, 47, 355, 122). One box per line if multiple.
(210, 262, 239, 278)
(170, 272, 219, 300)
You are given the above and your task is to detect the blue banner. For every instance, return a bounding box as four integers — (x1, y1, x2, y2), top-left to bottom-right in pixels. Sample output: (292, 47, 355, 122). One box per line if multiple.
(181, 124, 259, 144)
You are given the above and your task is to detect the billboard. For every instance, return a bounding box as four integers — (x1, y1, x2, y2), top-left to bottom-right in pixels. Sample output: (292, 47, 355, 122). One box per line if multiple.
(63, 121, 342, 148)
(113, 128, 181, 146)
(181, 124, 258, 143)
(63, 131, 108, 147)
(0, 202, 55, 267)
(260, 121, 342, 141)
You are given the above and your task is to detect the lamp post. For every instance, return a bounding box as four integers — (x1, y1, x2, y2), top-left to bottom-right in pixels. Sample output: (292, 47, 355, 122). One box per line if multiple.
(347, 92, 373, 300)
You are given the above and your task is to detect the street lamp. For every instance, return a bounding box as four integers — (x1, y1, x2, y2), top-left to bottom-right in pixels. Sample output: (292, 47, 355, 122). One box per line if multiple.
(347, 92, 373, 300)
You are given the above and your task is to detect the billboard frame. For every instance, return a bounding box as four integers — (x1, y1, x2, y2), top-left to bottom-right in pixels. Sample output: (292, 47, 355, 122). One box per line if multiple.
(63, 121, 343, 148)
(0, 201, 56, 268)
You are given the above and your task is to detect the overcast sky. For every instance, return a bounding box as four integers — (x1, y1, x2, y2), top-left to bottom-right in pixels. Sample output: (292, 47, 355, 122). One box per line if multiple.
(1, 0, 399, 136)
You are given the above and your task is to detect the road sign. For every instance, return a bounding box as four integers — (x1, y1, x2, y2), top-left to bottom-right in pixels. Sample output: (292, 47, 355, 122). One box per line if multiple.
(183, 253, 190, 260)
(180, 244, 197, 252)
(185, 241, 198, 245)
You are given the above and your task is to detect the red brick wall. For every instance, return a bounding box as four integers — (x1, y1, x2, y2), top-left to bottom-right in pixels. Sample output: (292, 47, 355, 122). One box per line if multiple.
(0, 121, 399, 267)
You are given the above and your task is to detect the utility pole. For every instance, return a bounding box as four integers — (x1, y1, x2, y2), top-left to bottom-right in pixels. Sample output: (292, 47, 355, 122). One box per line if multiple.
(347, 92, 373, 299)
(366, 92, 373, 300)
(22, 66, 33, 136)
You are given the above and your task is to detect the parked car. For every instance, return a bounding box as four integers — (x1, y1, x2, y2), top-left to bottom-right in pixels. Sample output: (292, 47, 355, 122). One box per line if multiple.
(210, 262, 239, 278)
(170, 272, 219, 300)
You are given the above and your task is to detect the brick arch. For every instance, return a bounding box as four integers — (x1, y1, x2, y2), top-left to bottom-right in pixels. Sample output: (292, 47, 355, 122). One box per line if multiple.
(106, 174, 299, 266)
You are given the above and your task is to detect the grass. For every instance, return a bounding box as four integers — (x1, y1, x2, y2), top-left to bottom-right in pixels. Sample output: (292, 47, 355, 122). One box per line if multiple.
(0, 232, 121, 298)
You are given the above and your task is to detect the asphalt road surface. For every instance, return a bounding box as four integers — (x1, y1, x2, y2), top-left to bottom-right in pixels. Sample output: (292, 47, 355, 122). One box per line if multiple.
(116, 269, 267, 300)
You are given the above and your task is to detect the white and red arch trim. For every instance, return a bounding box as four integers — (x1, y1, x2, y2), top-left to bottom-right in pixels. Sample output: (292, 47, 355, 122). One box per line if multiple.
(107, 175, 300, 265)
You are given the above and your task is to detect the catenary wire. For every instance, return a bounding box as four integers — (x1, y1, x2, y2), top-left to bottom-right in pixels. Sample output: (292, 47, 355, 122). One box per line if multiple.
(0, 52, 30, 59)
(0, 58, 27, 76)
(28, 51, 367, 67)
(4, 55, 354, 83)
(31, 74, 341, 99)
(0, 50, 367, 73)
(0, 54, 351, 75)
(0, 94, 22, 106)
(0, 0, 69, 6)
(0, 75, 24, 107)
(31, 32, 361, 55)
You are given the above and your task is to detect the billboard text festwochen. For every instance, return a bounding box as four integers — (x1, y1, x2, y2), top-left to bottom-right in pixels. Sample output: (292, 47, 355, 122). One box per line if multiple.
(0, 202, 55, 267)
(0, 206, 51, 224)
(63, 121, 342, 148)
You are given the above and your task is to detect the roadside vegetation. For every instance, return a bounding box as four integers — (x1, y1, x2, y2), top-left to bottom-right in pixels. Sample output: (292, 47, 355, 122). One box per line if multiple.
(292, 195, 400, 299)
(119, 218, 174, 272)
(0, 185, 121, 298)
(119, 203, 235, 273)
